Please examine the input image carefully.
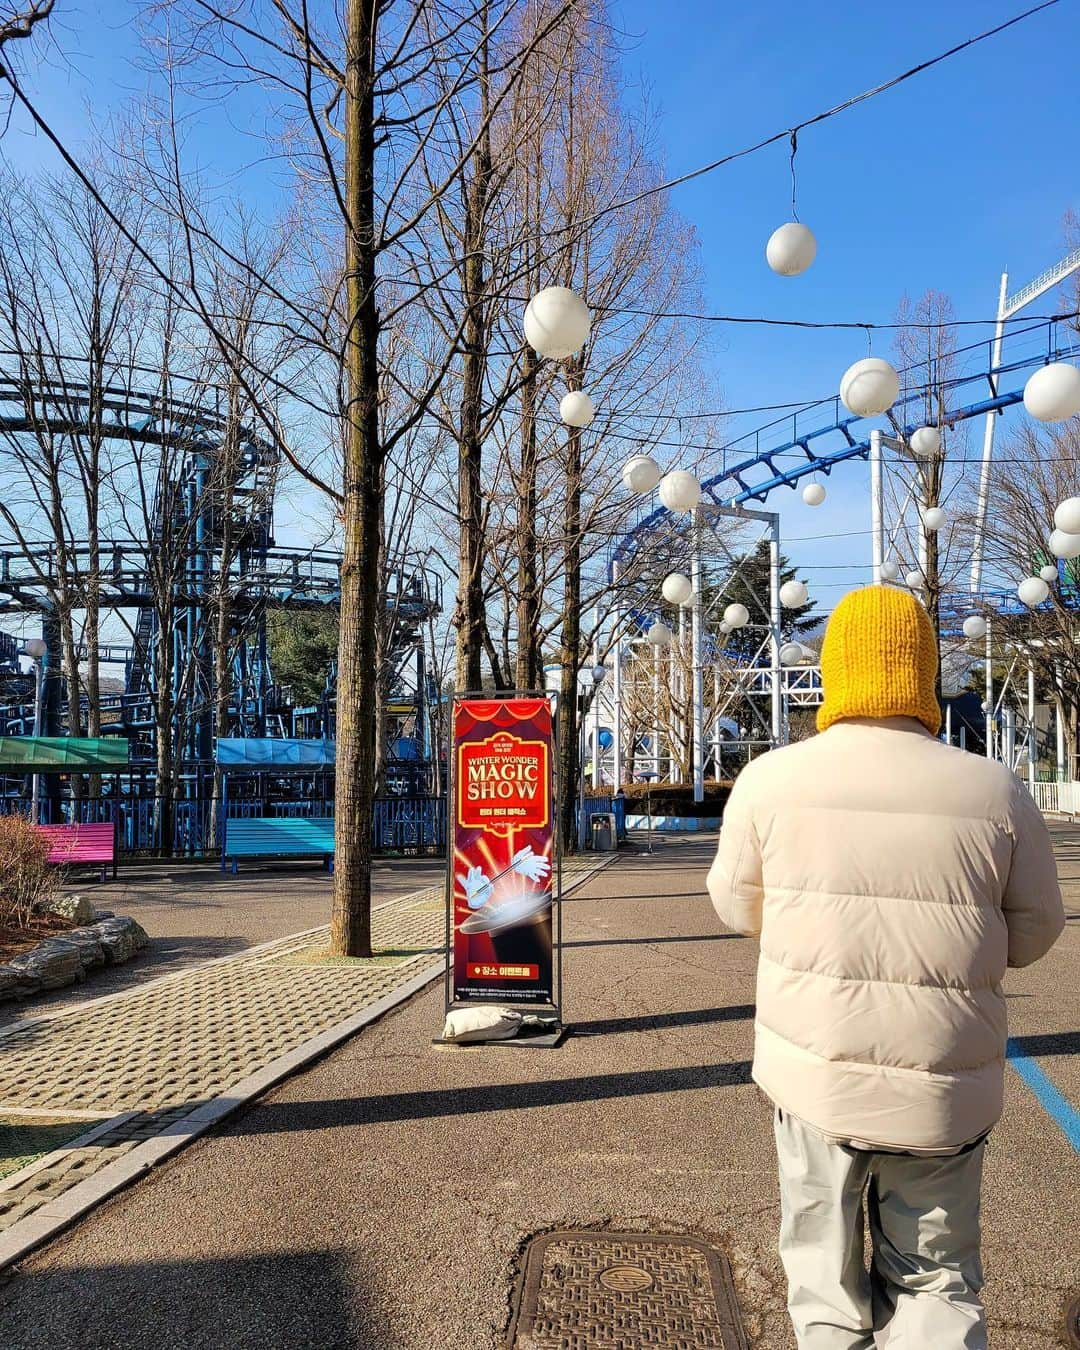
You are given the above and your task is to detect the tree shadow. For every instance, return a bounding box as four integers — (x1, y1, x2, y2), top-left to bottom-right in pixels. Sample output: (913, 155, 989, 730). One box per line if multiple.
(573, 1004, 755, 1036)
(0, 1248, 399, 1350)
(563, 932, 740, 949)
(226, 1060, 754, 1138)
(1009, 1031, 1080, 1057)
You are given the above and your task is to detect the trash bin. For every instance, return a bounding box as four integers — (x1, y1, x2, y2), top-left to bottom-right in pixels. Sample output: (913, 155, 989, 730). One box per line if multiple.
(590, 812, 614, 852)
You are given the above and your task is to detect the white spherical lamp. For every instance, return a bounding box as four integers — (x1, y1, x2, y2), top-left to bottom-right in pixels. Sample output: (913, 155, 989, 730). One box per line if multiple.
(23, 637, 46, 659)
(724, 602, 750, 630)
(765, 222, 817, 277)
(779, 641, 804, 666)
(839, 357, 900, 417)
(879, 559, 900, 582)
(661, 572, 693, 606)
(1049, 527, 1080, 560)
(779, 579, 808, 608)
(646, 620, 673, 647)
(1053, 497, 1080, 534)
(1023, 363, 1080, 423)
(1040, 563, 1059, 584)
(1017, 575, 1050, 607)
(559, 390, 595, 428)
(622, 454, 661, 494)
(922, 505, 946, 532)
(523, 286, 591, 360)
(718, 620, 732, 636)
(905, 570, 924, 590)
(909, 426, 941, 457)
(962, 615, 987, 640)
(802, 482, 826, 506)
(657, 470, 701, 513)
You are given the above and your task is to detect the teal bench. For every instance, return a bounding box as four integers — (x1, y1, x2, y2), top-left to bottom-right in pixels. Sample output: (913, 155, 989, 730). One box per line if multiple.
(222, 817, 335, 875)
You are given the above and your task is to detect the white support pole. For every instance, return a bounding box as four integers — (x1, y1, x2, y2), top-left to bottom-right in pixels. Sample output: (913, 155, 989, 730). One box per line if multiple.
(712, 667, 721, 773)
(1027, 661, 1037, 793)
(651, 644, 661, 782)
(984, 619, 994, 760)
(1055, 673, 1066, 782)
(691, 508, 704, 802)
(611, 567, 623, 790)
(944, 700, 953, 747)
(971, 272, 1009, 595)
(870, 429, 884, 583)
(769, 520, 783, 746)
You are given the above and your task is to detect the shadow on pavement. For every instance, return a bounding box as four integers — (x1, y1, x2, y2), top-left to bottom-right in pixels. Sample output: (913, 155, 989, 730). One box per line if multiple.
(564, 932, 739, 948)
(1009, 1031, 1080, 1057)
(573, 1004, 755, 1036)
(0, 1248, 396, 1350)
(228, 1060, 754, 1136)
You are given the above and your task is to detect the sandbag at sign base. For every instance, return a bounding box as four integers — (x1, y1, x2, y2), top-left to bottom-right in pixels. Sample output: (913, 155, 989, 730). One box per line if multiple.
(436, 1006, 564, 1046)
(440, 1005, 523, 1043)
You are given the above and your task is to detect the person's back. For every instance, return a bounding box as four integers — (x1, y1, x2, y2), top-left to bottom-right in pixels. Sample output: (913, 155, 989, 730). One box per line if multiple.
(707, 585, 1064, 1348)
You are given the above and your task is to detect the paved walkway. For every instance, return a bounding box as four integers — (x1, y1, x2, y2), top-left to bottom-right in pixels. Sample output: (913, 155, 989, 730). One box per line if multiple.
(0, 855, 606, 1239)
(0, 834, 1074, 1348)
(0, 854, 445, 1027)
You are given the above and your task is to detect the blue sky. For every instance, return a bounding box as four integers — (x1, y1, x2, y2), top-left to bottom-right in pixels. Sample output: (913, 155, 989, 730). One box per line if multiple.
(5, 0, 1079, 608)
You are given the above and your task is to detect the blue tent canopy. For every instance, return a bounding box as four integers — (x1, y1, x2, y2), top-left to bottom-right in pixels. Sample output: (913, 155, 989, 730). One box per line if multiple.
(215, 738, 336, 769)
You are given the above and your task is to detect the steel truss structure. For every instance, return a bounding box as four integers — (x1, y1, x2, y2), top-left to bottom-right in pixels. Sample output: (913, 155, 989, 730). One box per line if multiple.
(0, 364, 442, 808)
(608, 277, 1080, 797)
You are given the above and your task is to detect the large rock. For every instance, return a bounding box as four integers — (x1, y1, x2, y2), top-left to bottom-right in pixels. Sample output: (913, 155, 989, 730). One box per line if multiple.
(45, 894, 98, 925)
(0, 963, 41, 1000)
(93, 916, 149, 965)
(62, 926, 107, 970)
(8, 937, 86, 990)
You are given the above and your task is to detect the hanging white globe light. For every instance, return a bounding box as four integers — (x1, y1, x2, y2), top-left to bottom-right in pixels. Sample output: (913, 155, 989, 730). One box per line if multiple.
(1049, 527, 1080, 559)
(779, 579, 808, 608)
(657, 470, 702, 513)
(1053, 497, 1080, 534)
(798, 643, 817, 664)
(661, 572, 693, 606)
(1017, 575, 1050, 607)
(922, 505, 946, 532)
(839, 357, 900, 417)
(718, 620, 732, 636)
(559, 390, 595, 428)
(724, 602, 750, 629)
(879, 559, 900, 581)
(779, 641, 804, 665)
(962, 615, 988, 640)
(909, 426, 941, 457)
(1040, 563, 1059, 584)
(1023, 363, 1080, 423)
(905, 570, 924, 590)
(523, 286, 591, 360)
(622, 454, 661, 494)
(646, 620, 673, 646)
(765, 222, 817, 277)
(802, 482, 826, 506)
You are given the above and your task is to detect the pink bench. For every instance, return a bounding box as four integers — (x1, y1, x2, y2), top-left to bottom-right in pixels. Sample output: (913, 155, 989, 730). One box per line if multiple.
(36, 822, 117, 882)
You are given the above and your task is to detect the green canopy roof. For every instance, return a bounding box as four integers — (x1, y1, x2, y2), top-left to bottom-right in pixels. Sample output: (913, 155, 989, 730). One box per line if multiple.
(0, 737, 130, 772)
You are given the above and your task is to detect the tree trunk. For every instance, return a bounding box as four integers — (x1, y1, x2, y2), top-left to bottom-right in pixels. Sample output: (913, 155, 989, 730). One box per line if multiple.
(515, 346, 540, 690)
(453, 13, 491, 694)
(330, 0, 381, 958)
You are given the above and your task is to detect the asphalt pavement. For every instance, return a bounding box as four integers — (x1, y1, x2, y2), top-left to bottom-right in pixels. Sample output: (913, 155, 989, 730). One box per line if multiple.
(0, 836, 1075, 1349)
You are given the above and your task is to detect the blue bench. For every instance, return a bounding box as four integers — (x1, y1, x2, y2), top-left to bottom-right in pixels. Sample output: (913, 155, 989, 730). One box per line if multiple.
(222, 817, 335, 875)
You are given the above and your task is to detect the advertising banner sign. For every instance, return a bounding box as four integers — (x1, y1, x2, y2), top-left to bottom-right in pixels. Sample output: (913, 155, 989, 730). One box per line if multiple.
(449, 695, 558, 1008)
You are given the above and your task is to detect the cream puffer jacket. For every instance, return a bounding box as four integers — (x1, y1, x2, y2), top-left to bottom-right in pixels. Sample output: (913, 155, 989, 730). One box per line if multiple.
(707, 718, 1065, 1152)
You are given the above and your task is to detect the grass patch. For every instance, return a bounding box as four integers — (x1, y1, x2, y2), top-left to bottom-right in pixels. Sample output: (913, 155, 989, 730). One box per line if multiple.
(276, 945, 434, 968)
(0, 1115, 103, 1181)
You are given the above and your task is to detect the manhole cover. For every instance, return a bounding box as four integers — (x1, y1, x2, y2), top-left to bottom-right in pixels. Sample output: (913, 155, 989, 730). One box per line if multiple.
(508, 1229, 748, 1349)
(1066, 1293, 1080, 1348)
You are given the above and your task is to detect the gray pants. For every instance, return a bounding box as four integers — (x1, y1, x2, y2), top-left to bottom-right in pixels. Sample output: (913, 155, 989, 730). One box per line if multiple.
(773, 1108, 987, 1349)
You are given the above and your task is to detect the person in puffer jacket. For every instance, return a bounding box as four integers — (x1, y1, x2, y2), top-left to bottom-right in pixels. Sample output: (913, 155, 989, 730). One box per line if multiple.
(707, 584, 1064, 1350)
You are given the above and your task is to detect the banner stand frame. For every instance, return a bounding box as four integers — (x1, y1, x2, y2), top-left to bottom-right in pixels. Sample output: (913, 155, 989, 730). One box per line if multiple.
(433, 689, 566, 1049)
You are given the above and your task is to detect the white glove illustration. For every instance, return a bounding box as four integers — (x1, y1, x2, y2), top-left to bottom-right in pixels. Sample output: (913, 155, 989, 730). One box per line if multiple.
(511, 846, 551, 884)
(459, 864, 493, 910)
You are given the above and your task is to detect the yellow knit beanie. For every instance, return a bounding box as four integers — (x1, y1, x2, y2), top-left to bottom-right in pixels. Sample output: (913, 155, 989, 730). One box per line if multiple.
(817, 585, 941, 735)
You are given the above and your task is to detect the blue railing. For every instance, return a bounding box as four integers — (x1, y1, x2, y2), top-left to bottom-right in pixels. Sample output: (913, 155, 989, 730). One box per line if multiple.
(0, 793, 447, 857)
